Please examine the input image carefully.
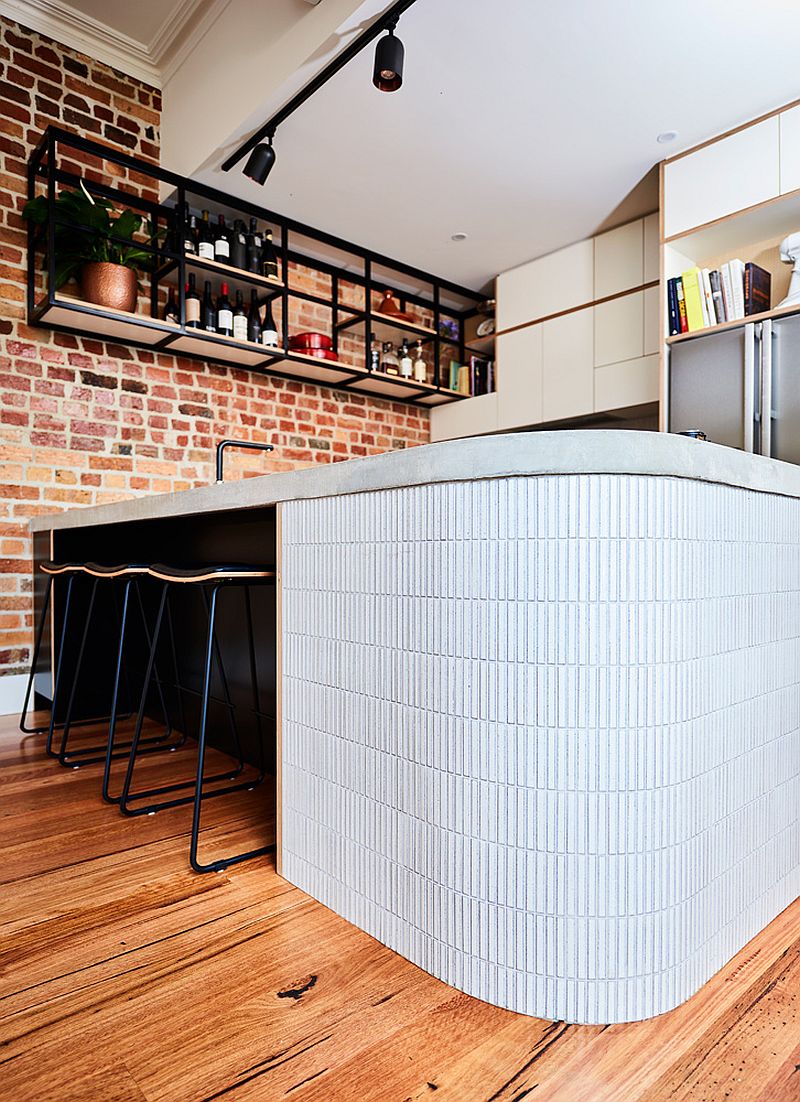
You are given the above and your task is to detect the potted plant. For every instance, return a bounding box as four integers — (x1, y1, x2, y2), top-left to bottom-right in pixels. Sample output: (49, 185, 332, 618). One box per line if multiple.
(23, 181, 157, 313)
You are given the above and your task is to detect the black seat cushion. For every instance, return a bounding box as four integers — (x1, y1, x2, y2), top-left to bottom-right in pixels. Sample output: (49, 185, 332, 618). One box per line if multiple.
(148, 563, 275, 583)
(83, 562, 150, 577)
(40, 561, 84, 575)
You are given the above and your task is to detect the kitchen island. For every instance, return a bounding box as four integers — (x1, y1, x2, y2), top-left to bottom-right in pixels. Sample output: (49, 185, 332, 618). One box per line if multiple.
(31, 430, 800, 1024)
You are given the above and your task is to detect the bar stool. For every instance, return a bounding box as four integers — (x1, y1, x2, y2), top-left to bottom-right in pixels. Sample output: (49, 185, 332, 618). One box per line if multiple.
(119, 562, 275, 874)
(20, 559, 179, 777)
(57, 563, 182, 786)
(20, 561, 87, 756)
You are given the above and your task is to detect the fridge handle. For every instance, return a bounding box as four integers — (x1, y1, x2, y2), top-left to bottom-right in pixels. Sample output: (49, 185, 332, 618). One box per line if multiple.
(761, 319, 773, 457)
(744, 322, 755, 452)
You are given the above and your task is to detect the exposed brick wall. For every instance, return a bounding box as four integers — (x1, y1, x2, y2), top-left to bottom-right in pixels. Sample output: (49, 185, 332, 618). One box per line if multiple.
(0, 16, 430, 680)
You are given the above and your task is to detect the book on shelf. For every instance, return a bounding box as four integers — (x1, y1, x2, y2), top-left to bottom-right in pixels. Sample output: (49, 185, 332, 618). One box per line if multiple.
(668, 257, 770, 334)
(447, 355, 495, 396)
(744, 263, 771, 315)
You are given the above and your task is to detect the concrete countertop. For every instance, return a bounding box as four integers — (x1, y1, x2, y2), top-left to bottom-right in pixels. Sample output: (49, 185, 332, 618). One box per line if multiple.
(30, 429, 800, 532)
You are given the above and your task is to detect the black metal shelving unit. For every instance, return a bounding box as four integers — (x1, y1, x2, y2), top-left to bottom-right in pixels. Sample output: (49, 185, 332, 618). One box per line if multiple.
(26, 127, 492, 407)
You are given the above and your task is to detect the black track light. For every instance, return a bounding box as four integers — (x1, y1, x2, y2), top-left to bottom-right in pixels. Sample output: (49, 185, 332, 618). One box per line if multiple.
(373, 22, 404, 92)
(243, 134, 276, 186)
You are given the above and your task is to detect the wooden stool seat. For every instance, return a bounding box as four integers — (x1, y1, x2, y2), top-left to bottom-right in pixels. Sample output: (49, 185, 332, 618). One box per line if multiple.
(147, 563, 275, 583)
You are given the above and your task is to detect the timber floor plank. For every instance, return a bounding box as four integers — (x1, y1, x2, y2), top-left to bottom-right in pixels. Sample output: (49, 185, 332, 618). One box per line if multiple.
(0, 713, 798, 1102)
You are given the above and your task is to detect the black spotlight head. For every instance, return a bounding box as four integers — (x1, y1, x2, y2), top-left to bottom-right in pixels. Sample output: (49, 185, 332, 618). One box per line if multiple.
(243, 140, 276, 185)
(373, 28, 404, 92)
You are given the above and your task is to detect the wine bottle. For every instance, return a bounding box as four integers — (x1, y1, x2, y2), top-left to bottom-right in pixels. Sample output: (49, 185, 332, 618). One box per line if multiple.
(217, 282, 233, 337)
(201, 279, 217, 331)
(233, 289, 247, 341)
(184, 212, 198, 255)
(261, 229, 278, 280)
(163, 286, 180, 325)
(185, 274, 201, 328)
(231, 219, 247, 270)
(370, 331, 381, 372)
(247, 289, 262, 344)
(399, 338, 413, 378)
(246, 217, 262, 274)
(198, 210, 214, 260)
(261, 298, 278, 346)
(213, 215, 231, 264)
(382, 341, 399, 375)
(413, 339, 427, 382)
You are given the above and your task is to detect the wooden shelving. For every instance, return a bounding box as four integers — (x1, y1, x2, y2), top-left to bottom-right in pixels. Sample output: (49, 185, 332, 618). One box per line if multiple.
(666, 300, 800, 344)
(27, 126, 489, 406)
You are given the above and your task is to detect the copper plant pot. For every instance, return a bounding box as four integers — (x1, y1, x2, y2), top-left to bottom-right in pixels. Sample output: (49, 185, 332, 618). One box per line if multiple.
(80, 262, 137, 313)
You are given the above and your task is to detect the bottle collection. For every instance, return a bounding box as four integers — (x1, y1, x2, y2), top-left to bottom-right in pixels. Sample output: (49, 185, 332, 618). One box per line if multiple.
(163, 273, 279, 347)
(369, 334, 428, 382)
(173, 204, 280, 281)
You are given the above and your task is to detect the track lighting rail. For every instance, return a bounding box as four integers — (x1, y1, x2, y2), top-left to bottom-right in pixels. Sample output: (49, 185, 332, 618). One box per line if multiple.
(221, 0, 418, 174)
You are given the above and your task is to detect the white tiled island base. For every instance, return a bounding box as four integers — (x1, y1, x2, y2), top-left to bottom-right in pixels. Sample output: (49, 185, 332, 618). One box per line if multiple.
(280, 471, 800, 1024)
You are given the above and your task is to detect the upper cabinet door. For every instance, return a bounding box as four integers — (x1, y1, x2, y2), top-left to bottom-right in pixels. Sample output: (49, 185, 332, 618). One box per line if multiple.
(663, 117, 780, 238)
(779, 104, 800, 195)
(496, 239, 594, 330)
(594, 220, 644, 298)
(542, 307, 594, 423)
(496, 324, 543, 430)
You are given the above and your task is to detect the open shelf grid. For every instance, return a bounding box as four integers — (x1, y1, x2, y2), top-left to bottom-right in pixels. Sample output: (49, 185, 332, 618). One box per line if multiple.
(26, 126, 494, 406)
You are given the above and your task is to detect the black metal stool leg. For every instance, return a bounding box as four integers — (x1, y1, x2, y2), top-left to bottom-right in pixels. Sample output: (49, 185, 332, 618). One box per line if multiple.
(57, 577, 98, 766)
(119, 583, 168, 816)
(201, 587, 245, 779)
(190, 583, 273, 874)
(45, 573, 76, 758)
(132, 579, 175, 744)
(102, 575, 133, 802)
(164, 589, 189, 743)
(19, 573, 52, 735)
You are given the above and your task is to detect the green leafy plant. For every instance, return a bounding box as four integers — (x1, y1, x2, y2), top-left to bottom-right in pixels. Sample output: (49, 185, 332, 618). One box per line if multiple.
(23, 181, 157, 289)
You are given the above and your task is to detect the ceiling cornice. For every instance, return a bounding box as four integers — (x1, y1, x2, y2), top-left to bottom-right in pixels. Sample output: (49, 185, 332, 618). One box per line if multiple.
(0, 0, 215, 87)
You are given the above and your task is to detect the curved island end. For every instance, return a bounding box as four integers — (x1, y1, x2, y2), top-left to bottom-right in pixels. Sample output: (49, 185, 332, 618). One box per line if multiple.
(278, 430, 800, 1024)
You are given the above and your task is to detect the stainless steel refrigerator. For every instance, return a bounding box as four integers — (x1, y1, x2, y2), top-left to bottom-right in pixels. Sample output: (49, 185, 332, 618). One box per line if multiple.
(669, 316, 800, 464)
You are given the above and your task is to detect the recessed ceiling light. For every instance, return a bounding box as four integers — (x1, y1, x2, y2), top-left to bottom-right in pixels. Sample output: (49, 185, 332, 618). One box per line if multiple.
(657, 130, 679, 144)
(451, 232, 468, 242)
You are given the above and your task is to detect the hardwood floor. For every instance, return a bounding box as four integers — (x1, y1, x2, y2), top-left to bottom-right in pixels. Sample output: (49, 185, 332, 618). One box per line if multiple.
(1, 712, 798, 1102)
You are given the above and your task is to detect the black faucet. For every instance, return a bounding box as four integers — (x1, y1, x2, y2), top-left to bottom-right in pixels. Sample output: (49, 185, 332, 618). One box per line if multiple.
(215, 439, 275, 483)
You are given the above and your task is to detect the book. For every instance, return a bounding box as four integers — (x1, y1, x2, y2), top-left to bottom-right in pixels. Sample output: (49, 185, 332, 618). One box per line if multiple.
(720, 262, 734, 321)
(728, 258, 746, 319)
(457, 364, 471, 395)
(709, 270, 726, 323)
(744, 262, 771, 316)
(675, 277, 688, 332)
(448, 360, 460, 390)
(667, 278, 680, 335)
(681, 268, 706, 331)
(701, 268, 715, 326)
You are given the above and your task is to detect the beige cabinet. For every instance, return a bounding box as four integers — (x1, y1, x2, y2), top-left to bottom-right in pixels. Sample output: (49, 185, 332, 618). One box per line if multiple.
(594, 292, 644, 366)
(779, 104, 800, 195)
(594, 221, 644, 298)
(429, 392, 498, 443)
(595, 355, 659, 412)
(643, 213, 659, 283)
(663, 117, 780, 237)
(644, 286, 659, 355)
(542, 307, 594, 422)
(496, 325, 543, 430)
(496, 239, 594, 330)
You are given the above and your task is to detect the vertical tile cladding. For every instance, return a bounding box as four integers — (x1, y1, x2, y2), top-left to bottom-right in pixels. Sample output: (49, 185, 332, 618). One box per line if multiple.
(280, 473, 800, 1023)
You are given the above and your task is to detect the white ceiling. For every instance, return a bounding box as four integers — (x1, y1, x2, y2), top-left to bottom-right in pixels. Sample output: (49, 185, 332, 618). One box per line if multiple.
(64, 0, 184, 45)
(194, 0, 800, 290)
(10, 0, 800, 291)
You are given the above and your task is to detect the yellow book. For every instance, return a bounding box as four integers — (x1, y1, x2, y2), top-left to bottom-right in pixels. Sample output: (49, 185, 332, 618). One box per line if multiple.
(681, 267, 706, 331)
